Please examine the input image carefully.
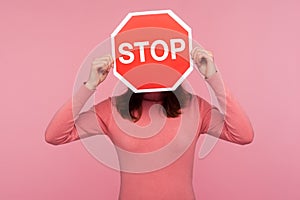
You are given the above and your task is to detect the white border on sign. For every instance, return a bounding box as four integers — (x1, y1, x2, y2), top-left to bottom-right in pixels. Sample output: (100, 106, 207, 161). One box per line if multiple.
(111, 9, 193, 93)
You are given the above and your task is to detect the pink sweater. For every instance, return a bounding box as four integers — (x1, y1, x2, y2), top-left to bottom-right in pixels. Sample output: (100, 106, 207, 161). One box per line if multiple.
(45, 71, 254, 200)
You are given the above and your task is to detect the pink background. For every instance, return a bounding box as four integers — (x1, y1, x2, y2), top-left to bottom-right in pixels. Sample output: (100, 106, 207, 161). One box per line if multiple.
(1, 0, 299, 199)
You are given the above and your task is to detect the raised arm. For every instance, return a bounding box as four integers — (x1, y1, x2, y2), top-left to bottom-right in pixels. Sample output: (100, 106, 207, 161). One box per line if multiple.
(191, 47, 254, 145)
(45, 55, 114, 145)
(199, 72, 254, 144)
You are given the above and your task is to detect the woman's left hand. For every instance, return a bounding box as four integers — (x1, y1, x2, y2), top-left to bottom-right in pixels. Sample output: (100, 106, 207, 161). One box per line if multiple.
(191, 47, 217, 79)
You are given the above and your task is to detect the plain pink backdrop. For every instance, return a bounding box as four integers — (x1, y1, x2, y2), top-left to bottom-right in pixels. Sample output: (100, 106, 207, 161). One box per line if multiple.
(1, 0, 299, 199)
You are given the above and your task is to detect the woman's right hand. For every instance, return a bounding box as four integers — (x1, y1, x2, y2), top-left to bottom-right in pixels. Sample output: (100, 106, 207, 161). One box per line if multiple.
(85, 55, 114, 90)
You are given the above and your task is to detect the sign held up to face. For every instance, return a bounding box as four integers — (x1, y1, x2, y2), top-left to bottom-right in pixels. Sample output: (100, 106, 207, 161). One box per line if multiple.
(111, 10, 193, 93)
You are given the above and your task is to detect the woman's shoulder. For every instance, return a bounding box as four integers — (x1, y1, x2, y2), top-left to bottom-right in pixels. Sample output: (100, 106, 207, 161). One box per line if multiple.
(188, 94, 212, 111)
(94, 97, 113, 112)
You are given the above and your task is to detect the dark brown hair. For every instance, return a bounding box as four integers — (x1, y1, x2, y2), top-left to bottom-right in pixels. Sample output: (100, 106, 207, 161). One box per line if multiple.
(113, 85, 192, 122)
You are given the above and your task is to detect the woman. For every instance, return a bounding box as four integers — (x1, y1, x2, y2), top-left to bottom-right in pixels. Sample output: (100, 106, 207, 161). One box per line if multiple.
(45, 47, 254, 200)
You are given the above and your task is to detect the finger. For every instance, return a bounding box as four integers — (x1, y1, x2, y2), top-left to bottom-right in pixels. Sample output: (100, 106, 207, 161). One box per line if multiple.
(192, 49, 210, 63)
(98, 65, 111, 75)
(104, 55, 115, 68)
(192, 47, 212, 58)
(191, 47, 202, 60)
(190, 48, 197, 59)
(194, 53, 203, 66)
(196, 51, 213, 63)
(93, 56, 107, 62)
(93, 59, 112, 70)
(92, 59, 107, 66)
(93, 64, 106, 72)
(93, 55, 112, 64)
(108, 55, 114, 67)
(99, 61, 113, 73)
(98, 68, 108, 74)
(200, 49, 214, 59)
(195, 51, 209, 65)
(108, 59, 114, 70)
(93, 60, 110, 69)
(206, 51, 213, 56)
(191, 47, 198, 60)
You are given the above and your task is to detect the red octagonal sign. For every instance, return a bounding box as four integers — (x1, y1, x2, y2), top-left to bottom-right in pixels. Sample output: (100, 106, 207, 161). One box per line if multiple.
(111, 10, 193, 93)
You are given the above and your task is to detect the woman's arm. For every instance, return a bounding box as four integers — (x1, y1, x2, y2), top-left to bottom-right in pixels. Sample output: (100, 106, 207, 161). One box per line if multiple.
(45, 55, 114, 145)
(45, 84, 103, 145)
(199, 71, 254, 144)
(191, 47, 254, 145)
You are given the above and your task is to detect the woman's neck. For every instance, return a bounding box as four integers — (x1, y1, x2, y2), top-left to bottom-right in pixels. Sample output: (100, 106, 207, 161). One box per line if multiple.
(142, 92, 163, 102)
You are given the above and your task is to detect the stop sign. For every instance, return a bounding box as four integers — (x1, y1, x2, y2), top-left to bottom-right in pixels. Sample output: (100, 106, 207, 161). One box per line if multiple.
(111, 10, 193, 93)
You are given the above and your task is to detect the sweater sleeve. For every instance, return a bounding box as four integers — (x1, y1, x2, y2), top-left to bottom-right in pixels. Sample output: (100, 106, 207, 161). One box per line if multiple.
(45, 84, 108, 145)
(199, 71, 254, 145)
